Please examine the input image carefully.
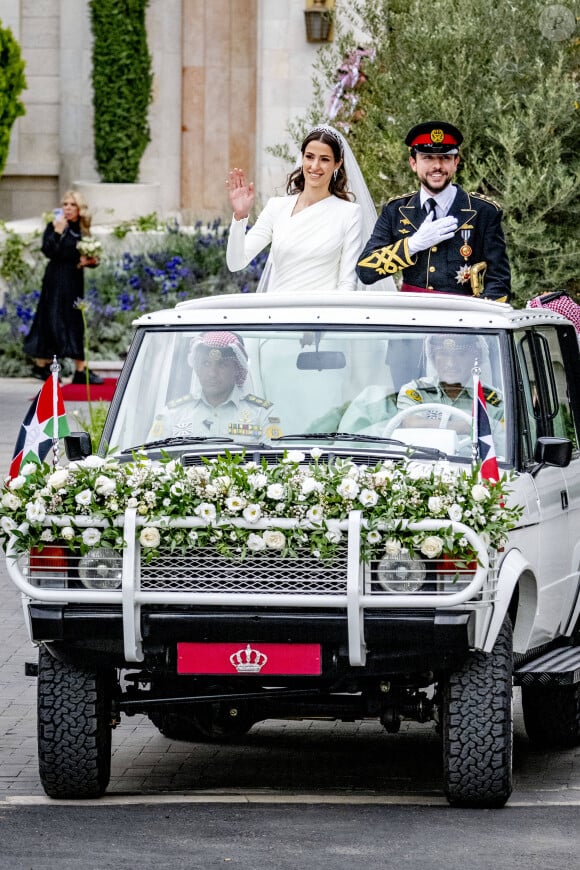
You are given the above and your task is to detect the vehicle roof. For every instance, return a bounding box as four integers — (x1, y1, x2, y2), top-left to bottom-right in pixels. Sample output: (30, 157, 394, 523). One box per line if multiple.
(132, 291, 572, 332)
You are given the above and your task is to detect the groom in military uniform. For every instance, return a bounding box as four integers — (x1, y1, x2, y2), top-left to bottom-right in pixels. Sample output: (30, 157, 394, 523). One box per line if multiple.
(357, 121, 511, 302)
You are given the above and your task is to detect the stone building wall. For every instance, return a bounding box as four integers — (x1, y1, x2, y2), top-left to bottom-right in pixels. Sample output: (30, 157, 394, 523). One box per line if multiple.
(0, 0, 338, 222)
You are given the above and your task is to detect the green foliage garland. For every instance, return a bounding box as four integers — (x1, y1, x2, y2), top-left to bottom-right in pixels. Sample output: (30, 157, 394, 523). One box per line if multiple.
(89, 0, 153, 183)
(0, 19, 26, 177)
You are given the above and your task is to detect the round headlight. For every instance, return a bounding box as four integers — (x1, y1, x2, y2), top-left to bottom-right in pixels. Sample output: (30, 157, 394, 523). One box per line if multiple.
(78, 547, 122, 589)
(375, 549, 427, 593)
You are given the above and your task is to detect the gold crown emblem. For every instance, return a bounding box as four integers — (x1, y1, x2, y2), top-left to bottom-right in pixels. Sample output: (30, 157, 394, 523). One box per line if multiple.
(430, 128, 444, 144)
(229, 643, 268, 673)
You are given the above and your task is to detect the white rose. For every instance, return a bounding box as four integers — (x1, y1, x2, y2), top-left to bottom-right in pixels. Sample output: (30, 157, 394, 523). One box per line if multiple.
(263, 530, 285, 550)
(247, 533, 266, 552)
(26, 500, 46, 523)
(420, 535, 443, 559)
(301, 477, 323, 496)
(140, 526, 161, 548)
(82, 527, 102, 547)
(48, 468, 70, 489)
(359, 488, 378, 507)
(471, 484, 490, 502)
(307, 505, 324, 522)
(428, 496, 443, 514)
(2, 492, 21, 510)
(195, 502, 217, 522)
(40, 528, 54, 542)
(8, 475, 26, 490)
(310, 447, 323, 460)
(448, 503, 463, 522)
(337, 478, 359, 500)
(95, 475, 116, 497)
(62, 526, 75, 541)
(384, 538, 402, 556)
(80, 455, 106, 469)
(406, 462, 431, 481)
(127, 497, 139, 509)
(285, 450, 305, 464)
(325, 528, 342, 544)
(247, 473, 268, 490)
(20, 462, 39, 477)
(75, 489, 93, 507)
(1, 516, 17, 533)
(266, 483, 285, 500)
(243, 503, 262, 523)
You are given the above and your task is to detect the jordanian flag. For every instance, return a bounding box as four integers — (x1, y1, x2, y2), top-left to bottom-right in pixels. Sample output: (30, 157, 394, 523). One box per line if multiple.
(472, 373, 500, 483)
(9, 374, 70, 478)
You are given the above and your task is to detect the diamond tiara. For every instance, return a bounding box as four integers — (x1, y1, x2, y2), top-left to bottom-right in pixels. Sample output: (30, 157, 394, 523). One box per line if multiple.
(306, 125, 344, 157)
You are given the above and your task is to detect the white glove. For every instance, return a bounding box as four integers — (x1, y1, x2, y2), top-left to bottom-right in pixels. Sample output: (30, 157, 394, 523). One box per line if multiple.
(407, 212, 458, 255)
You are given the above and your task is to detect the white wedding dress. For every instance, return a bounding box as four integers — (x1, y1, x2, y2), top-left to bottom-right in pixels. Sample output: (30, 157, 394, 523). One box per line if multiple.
(227, 194, 362, 294)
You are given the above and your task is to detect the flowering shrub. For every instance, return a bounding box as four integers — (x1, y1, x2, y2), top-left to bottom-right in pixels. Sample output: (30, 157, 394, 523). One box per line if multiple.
(0, 450, 522, 565)
(0, 219, 268, 376)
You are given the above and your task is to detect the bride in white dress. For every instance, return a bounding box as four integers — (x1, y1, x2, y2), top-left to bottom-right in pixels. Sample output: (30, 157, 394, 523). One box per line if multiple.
(226, 125, 394, 294)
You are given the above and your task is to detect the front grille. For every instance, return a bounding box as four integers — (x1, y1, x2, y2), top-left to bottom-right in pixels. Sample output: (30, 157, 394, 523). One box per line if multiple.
(180, 447, 405, 468)
(139, 544, 349, 594)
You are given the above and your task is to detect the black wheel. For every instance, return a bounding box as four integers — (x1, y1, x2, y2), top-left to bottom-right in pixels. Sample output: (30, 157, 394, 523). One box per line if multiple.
(521, 683, 580, 748)
(442, 617, 513, 808)
(149, 702, 254, 743)
(37, 645, 113, 798)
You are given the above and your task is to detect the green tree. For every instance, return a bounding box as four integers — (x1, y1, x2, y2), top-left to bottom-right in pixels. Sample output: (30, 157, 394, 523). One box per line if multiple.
(293, 0, 580, 305)
(89, 0, 153, 183)
(0, 19, 26, 177)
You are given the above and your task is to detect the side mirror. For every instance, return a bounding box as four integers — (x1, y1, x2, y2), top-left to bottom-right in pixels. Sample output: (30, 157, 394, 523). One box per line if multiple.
(533, 436, 572, 469)
(296, 351, 346, 371)
(64, 431, 93, 461)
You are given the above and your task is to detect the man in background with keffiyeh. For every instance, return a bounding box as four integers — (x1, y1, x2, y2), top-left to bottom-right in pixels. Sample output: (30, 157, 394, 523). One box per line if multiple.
(148, 331, 282, 444)
(357, 121, 511, 301)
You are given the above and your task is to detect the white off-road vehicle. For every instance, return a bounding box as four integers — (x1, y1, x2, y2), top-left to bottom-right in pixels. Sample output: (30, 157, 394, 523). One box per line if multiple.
(4, 291, 580, 807)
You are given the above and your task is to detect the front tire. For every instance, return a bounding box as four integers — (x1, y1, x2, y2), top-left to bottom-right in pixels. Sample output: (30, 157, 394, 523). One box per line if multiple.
(442, 618, 513, 808)
(37, 645, 113, 798)
(521, 683, 580, 748)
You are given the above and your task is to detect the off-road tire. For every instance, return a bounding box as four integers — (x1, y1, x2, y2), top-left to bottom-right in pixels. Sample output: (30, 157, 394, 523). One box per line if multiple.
(521, 683, 580, 748)
(37, 645, 113, 798)
(442, 618, 513, 808)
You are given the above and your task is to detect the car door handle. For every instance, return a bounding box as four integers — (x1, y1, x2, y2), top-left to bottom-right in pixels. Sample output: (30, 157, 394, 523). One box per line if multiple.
(561, 490, 569, 510)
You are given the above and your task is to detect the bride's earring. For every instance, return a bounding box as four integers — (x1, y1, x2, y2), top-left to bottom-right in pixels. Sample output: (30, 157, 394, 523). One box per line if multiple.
(333, 168, 338, 181)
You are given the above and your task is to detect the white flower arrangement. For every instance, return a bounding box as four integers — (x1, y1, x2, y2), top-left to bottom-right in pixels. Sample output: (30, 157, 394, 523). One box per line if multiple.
(76, 237, 103, 259)
(0, 450, 522, 564)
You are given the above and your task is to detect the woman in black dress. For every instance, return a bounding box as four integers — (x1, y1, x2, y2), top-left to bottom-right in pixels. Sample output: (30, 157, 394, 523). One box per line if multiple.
(24, 190, 103, 384)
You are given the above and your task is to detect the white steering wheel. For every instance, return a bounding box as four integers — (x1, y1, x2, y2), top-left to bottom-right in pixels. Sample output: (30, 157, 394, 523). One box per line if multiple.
(383, 403, 473, 450)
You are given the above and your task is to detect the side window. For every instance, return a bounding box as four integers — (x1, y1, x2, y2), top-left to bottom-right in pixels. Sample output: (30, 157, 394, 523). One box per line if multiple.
(535, 327, 579, 449)
(515, 332, 539, 463)
(515, 328, 579, 462)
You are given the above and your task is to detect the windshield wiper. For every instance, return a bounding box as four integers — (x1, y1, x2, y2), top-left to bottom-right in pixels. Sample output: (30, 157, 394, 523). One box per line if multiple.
(272, 432, 447, 459)
(120, 436, 234, 454)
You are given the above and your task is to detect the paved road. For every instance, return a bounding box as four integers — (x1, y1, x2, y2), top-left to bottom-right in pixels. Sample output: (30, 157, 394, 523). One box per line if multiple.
(1, 377, 579, 806)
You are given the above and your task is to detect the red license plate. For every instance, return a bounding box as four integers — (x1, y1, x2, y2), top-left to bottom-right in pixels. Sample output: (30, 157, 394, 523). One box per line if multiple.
(177, 642, 321, 676)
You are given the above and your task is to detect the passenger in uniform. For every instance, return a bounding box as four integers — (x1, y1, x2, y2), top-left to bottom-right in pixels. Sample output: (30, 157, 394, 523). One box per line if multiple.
(356, 121, 511, 302)
(396, 334, 504, 437)
(148, 331, 282, 444)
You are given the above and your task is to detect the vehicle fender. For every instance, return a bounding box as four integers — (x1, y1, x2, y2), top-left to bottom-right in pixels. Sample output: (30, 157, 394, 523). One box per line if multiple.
(483, 548, 538, 653)
(562, 538, 580, 636)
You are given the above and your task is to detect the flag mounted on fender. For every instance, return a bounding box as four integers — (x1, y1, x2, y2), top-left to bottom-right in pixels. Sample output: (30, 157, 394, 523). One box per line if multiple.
(9, 372, 70, 479)
(472, 372, 499, 483)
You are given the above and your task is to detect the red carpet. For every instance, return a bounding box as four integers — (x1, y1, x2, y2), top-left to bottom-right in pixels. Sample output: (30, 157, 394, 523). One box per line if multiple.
(60, 378, 118, 402)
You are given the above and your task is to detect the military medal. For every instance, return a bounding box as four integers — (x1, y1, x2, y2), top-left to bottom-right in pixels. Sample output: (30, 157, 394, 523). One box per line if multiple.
(460, 229, 472, 260)
(455, 265, 471, 285)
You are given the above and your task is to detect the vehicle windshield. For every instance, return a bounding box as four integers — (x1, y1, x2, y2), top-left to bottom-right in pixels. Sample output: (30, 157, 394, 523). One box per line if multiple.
(107, 327, 507, 463)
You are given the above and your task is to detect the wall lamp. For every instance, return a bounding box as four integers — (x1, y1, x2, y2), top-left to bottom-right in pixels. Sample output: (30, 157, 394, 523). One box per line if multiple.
(304, 0, 335, 43)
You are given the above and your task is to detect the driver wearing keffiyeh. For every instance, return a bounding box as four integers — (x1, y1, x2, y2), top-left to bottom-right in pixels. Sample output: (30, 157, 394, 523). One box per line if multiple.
(148, 331, 282, 443)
